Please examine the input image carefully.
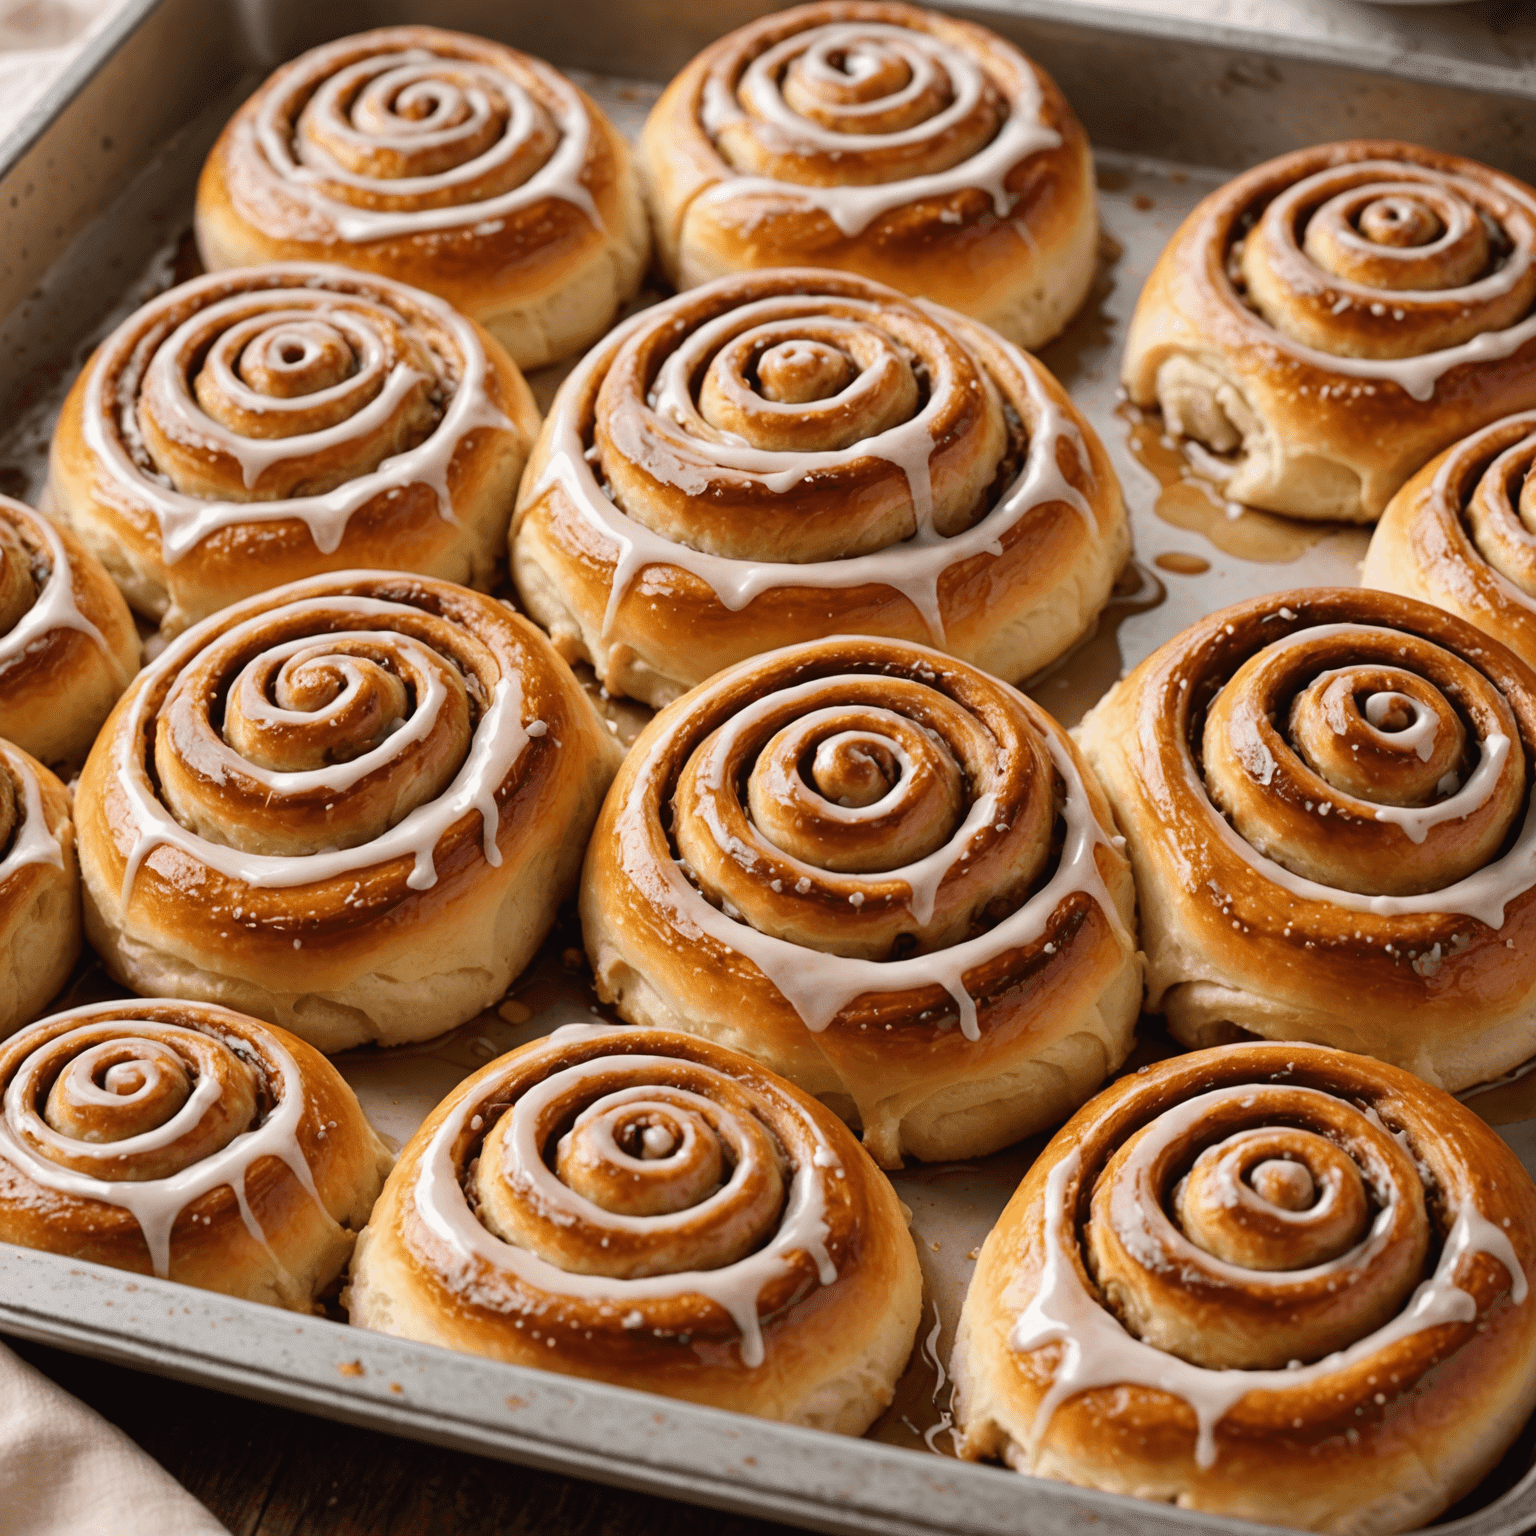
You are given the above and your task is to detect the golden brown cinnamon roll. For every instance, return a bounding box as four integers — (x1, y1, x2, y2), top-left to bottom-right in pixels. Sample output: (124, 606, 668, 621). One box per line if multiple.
(0, 497, 138, 768)
(1364, 410, 1536, 671)
(953, 1043, 1536, 1534)
(74, 571, 620, 1052)
(639, 2, 1096, 350)
(0, 999, 392, 1309)
(512, 268, 1129, 708)
(348, 1023, 921, 1430)
(1124, 141, 1536, 521)
(580, 636, 1141, 1167)
(194, 27, 649, 370)
(1078, 587, 1536, 1087)
(0, 742, 79, 1041)
(49, 263, 539, 635)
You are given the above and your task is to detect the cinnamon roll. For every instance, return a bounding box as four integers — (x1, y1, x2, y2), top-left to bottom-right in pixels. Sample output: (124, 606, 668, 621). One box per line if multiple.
(0, 497, 138, 768)
(639, 1, 1095, 350)
(194, 26, 649, 370)
(1364, 410, 1536, 671)
(512, 268, 1129, 708)
(0, 999, 392, 1310)
(1077, 586, 1536, 1088)
(49, 263, 540, 635)
(0, 743, 79, 1041)
(953, 1043, 1536, 1534)
(348, 1023, 921, 1429)
(74, 571, 620, 1053)
(580, 636, 1141, 1167)
(1124, 141, 1536, 521)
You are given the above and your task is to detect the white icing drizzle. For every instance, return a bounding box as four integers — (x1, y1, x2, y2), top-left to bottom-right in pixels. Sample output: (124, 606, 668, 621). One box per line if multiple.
(411, 1032, 839, 1367)
(0, 511, 116, 674)
(1363, 691, 1438, 761)
(1010, 1100, 1527, 1470)
(616, 654, 1129, 1042)
(697, 23, 1061, 238)
(0, 1008, 325, 1278)
(1373, 734, 1508, 846)
(533, 300, 1094, 648)
(0, 743, 64, 878)
(1193, 623, 1536, 926)
(81, 267, 516, 563)
(249, 44, 602, 242)
(115, 592, 529, 902)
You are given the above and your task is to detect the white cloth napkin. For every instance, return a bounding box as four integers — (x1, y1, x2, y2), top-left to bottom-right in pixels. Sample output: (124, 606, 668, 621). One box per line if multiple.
(0, 1342, 227, 1535)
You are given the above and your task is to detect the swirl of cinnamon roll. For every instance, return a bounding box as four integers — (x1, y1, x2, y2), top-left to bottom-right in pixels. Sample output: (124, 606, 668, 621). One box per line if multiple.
(0, 497, 139, 768)
(953, 1043, 1536, 1534)
(1078, 587, 1536, 1086)
(194, 26, 649, 369)
(639, 1, 1096, 350)
(512, 268, 1128, 709)
(0, 998, 392, 1309)
(1124, 141, 1536, 521)
(48, 263, 540, 636)
(1365, 410, 1536, 671)
(348, 1023, 922, 1429)
(0, 741, 80, 1041)
(74, 571, 620, 1052)
(580, 635, 1140, 1167)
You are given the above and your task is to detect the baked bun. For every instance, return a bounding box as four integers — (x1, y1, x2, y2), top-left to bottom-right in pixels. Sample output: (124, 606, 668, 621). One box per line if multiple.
(0, 742, 80, 1040)
(348, 1022, 921, 1430)
(953, 1042, 1536, 1534)
(75, 570, 620, 1053)
(0, 496, 138, 768)
(49, 263, 539, 635)
(194, 26, 649, 370)
(1077, 586, 1536, 1089)
(1364, 410, 1536, 670)
(512, 268, 1129, 708)
(0, 998, 392, 1310)
(639, 1, 1096, 350)
(580, 635, 1141, 1167)
(1124, 140, 1536, 522)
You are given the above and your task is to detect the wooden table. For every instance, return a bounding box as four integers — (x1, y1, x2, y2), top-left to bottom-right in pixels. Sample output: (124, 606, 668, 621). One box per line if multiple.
(10, 1337, 799, 1535)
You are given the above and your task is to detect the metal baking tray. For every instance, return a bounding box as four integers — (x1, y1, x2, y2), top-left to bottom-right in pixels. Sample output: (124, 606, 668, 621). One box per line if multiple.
(4, 2, 1536, 1533)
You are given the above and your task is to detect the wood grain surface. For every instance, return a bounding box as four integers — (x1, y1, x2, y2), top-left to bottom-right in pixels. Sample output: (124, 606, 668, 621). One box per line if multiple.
(9, 1338, 800, 1536)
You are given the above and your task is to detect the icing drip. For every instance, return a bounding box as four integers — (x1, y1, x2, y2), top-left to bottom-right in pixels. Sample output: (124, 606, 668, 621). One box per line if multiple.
(0, 745, 64, 878)
(0, 1009, 324, 1278)
(535, 301, 1094, 648)
(0, 512, 117, 674)
(616, 656, 1128, 1042)
(1193, 622, 1536, 925)
(81, 269, 517, 563)
(698, 22, 1061, 238)
(1011, 1122, 1526, 1470)
(115, 593, 530, 901)
(412, 1030, 840, 1367)
(250, 44, 602, 242)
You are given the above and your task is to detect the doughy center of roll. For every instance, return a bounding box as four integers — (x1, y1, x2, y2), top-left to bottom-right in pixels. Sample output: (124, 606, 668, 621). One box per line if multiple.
(15, 1023, 261, 1183)
(477, 1063, 788, 1278)
(156, 625, 477, 857)
(1201, 627, 1524, 896)
(1176, 1128, 1368, 1272)
(756, 339, 854, 404)
(1087, 1083, 1427, 1369)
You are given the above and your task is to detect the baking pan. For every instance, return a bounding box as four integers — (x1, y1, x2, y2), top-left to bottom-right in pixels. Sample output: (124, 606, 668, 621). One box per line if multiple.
(3, 3, 1536, 1533)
